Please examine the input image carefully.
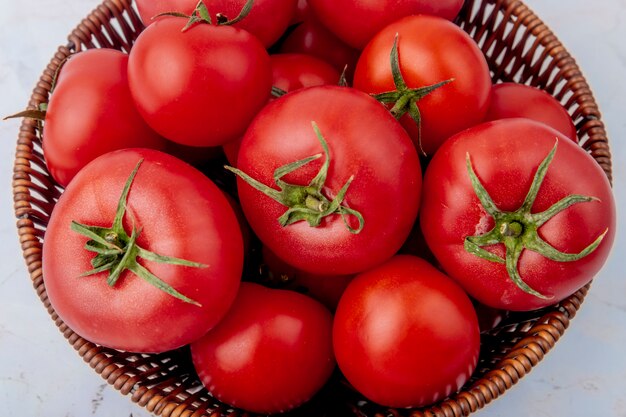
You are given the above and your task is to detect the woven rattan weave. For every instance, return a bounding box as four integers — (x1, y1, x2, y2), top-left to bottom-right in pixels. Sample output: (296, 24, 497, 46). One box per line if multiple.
(12, 0, 611, 416)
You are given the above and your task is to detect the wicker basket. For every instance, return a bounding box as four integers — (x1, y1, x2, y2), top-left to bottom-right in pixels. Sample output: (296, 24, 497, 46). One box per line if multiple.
(12, 0, 612, 416)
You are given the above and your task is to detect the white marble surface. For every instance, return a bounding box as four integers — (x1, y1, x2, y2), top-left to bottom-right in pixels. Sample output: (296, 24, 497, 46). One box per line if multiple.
(0, 1, 624, 416)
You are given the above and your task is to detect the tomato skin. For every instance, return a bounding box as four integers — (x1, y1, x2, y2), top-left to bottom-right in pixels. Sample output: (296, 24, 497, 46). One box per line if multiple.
(42, 149, 243, 353)
(353, 15, 492, 155)
(135, 0, 297, 47)
(235, 85, 421, 276)
(308, 0, 464, 49)
(127, 17, 272, 147)
(43, 49, 165, 187)
(190, 282, 335, 414)
(279, 17, 360, 81)
(420, 119, 615, 311)
(484, 82, 578, 142)
(223, 53, 341, 166)
(333, 255, 480, 408)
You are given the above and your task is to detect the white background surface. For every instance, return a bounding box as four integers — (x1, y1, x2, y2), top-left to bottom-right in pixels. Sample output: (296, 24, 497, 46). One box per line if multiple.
(0, 1, 624, 416)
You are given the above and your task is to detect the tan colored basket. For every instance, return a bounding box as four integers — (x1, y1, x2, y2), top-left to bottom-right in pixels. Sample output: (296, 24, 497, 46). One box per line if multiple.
(13, 0, 612, 416)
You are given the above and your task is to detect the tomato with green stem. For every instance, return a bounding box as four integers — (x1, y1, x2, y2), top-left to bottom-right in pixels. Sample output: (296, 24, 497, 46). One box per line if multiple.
(420, 119, 615, 311)
(42, 148, 243, 352)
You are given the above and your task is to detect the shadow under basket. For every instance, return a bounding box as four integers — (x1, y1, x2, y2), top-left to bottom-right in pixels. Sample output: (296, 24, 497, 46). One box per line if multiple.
(12, 0, 612, 416)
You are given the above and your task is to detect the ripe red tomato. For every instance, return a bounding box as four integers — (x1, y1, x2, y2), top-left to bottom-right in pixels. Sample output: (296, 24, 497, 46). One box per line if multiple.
(308, 0, 464, 49)
(420, 119, 615, 311)
(42, 148, 244, 353)
(484, 82, 578, 142)
(353, 15, 492, 156)
(128, 16, 272, 147)
(190, 282, 335, 414)
(42, 49, 165, 187)
(333, 255, 480, 408)
(261, 245, 353, 310)
(231, 85, 421, 276)
(279, 17, 360, 81)
(135, 0, 297, 47)
(223, 53, 341, 166)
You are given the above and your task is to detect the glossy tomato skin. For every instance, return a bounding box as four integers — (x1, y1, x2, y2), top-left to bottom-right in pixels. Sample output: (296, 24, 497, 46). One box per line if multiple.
(420, 119, 615, 311)
(135, 0, 297, 47)
(308, 0, 464, 49)
(353, 15, 492, 156)
(43, 49, 165, 187)
(128, 17, 272, 147)
(333, 255, 480, 408)
(42, 149, 244, 353)
(190, 282, 335, 414)
(279, 17, 360, 81)
(484, 82, 578, 142)
(235, 85, 421, 276)
(223, 53, 341, 166)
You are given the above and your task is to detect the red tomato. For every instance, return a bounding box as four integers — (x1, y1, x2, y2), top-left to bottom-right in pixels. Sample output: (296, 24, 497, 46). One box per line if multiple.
(190, 282, 335, 414)
(279, 17, 360, 81)
(484, 82, 578, 142)
(290, 0, 311, 25)
(353, 15, 492, 156)
(42, 49, 165, 187)
(42, 149, 243, 352)
(333, 255, 480, 408)
(223, 53, 341, 166)
(135, 0, 297, 47)
(308, 0, 464, 49)
(261, 245, 353, 310)
(231, 86, 421, 276)
(128, 17, 272, 147)
(420, 119, 615, 311)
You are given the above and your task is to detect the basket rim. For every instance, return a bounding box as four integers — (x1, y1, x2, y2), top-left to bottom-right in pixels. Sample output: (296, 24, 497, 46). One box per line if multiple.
(12, 0, 611, 416)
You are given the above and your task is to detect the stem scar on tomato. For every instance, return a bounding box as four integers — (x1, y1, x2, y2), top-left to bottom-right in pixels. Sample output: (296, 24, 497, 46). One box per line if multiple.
(464, 140, 608, 299)
(225, 121, 365, 233)
(70, 160, 206, 306)
(371, 34, 453, 156)
(155, 0, 254, 30)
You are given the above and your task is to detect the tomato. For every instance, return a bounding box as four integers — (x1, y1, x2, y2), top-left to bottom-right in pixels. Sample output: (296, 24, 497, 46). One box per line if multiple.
(333, 255, 480, 408)
(261, 245, 353, 310)
(190, 282, 335, 414)
(42, 148, 243, 352)
(135, 0, 297, 48)
(290, 0, 311, 25)
(42, 49, 165, 187)
(279, 17, 360, 81)
(353, 15, 492, 156)
(484, 82, 578, 142)
(127, 16, 272, 147)
(223, 52, 341, 166)
(229, 85, 421, 276)
(420, 119, 615, 311)
(308, 0, 464, 49)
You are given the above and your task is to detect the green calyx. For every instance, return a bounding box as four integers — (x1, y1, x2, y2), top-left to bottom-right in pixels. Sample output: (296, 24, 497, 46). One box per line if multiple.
(156, 0, 254, 31)
(372, 34, 453, 156)
(71, 160, 206, 306)
(225, 121, 364, 233)
(464, 141, 608, 299)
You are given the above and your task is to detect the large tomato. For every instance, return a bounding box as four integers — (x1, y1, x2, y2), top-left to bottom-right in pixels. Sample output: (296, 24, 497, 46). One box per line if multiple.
(420, 119, 615, 311)
(333, 255, 480, 408)
(190, 282, 335, 414)
(484, 82, 578, 142)
(308, 0, 464, 49)
(42, 49, 165, 187)
(230, 85, 421, 276)
(135, 0, 297, 47)
(42, 148, 243, 352)
(353, 15, 492, 156)
(127, 16, 272, 147)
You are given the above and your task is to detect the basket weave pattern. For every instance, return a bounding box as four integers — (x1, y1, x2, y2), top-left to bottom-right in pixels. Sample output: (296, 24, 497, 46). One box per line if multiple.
(12, 0, 611, 416)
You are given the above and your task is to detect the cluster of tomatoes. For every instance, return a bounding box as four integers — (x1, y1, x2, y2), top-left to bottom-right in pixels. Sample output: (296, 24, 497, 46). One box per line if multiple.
(34, 0, 616, 414)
